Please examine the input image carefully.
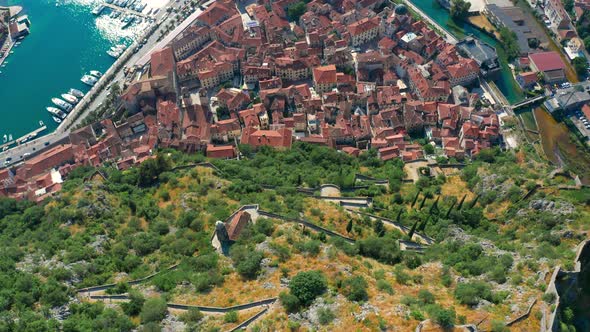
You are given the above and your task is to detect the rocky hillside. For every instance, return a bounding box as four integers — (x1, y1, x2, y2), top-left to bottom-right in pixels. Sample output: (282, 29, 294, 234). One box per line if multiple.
(0, 143, 588, 331)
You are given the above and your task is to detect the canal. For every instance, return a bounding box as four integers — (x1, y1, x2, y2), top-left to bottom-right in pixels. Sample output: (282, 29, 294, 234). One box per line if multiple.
(407, 0, 524, 103)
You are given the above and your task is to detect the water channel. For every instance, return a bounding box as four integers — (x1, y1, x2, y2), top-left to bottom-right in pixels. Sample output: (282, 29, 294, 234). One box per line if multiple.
(408, 0, 524, 103)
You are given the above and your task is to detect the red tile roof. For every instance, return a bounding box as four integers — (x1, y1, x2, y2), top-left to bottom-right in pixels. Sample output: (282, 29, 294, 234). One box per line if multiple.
(150, 47, 175, 77)
(529, 52, 566, 72)
(226, 211, 251, 241)
(313, 64, 337, 84)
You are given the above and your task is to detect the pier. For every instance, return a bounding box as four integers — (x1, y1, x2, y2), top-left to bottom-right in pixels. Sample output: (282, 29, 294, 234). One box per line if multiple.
(0, 140, 15, 151)
(102, 3, 148, 19)
(15, 125, 46, 144)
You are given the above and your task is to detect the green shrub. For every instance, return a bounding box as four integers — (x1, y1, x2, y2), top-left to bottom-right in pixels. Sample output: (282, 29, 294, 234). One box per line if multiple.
(341, 276, 369, 302)
(418, 289, 435, 304)
(376, 279, 394, 295)
(317, 307, 335, 325)
(394, 266, 411, 285)
(490, 320, 509, 332)
(180, 308, 204, 323)
(280, 291, 301, 313)
(140, 297, 168, 323)
(427, 305, 456, 327)
(357, 236, 402, 265)
(454, 281, 495, 306)
(300, 240, 321, 256)
(231, 246, 264, 279)
(224, 311, 238, 323)
(122, 290, 145, 316)
(289, 271, 327, 306)
(106, 282, 129, 295)
(542, 292, 556, 304)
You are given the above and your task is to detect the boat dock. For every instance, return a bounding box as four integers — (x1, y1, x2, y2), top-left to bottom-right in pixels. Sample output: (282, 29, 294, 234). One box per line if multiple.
(103, 3, 148, 19)
(0, 139, 15, 151)
(15, 125, 47, 144)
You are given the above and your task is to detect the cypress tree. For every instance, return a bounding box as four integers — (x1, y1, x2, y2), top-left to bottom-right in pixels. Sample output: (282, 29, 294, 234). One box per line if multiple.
(456, 194, 467, 210)
(419, 195, 428, 209)
(429, 196, 440, 214)
(418, 215, 431, 232)
(411, 191, 421, 208)
(408, 219, 419, 240)
(374, 219, 385, 237)
(445, 201, 456, 218)
(346, 219, 353, 234)
(469, 194, 480, 209)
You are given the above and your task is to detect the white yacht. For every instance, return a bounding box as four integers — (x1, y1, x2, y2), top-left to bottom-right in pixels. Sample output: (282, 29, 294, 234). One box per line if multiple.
(61, 93, 79, 104)
(81, 74, 98, 86)
(53, 116, 62, 124)
(52, 98, 73, 112)
(90, 70, 103, 78)
(69, 88, 84, 98)
(46, 107, 67, 119)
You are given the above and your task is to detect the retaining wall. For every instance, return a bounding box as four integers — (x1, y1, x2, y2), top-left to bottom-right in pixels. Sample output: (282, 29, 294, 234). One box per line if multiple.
(76, 263, 179, 293)
(257, 210, 355, 244)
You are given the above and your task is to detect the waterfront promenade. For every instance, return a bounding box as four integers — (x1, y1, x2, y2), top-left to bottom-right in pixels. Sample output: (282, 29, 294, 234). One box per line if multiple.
(400, 0, 458, 44)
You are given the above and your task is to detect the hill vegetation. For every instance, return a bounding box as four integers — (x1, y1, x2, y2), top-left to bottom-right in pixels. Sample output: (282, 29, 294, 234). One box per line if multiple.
(0, 142, 588, 331)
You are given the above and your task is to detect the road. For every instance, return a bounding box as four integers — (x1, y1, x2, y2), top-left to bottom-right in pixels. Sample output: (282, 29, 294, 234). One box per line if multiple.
(0, 0, 205, 168)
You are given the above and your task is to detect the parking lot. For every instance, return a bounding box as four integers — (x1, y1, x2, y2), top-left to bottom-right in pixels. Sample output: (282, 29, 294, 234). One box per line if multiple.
(570, 109, 590, 138)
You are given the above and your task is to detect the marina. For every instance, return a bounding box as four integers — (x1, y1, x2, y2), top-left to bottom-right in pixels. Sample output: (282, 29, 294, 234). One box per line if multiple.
(102, 2, 149, 19)
(0, 0, 156, 142)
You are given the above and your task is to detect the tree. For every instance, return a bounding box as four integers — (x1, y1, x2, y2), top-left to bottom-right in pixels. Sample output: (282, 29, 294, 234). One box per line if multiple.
(373, 219, 385, 237)
(423, 143, 435, 155)
(287, 2, 307, 22)
(279, 291, 301, 313)
(122, 291, 145, 316)
(498, 27, 520, 61)
(450, 0, 471, 21)
(358, 236, 403, 265)
(289, 271, 327, 306)
(418, 289, 436, 304)
(231, 246, 264, 279)
(572, 56, 588, 78)
(140, 297, 168, 324)
(346, 219, 353, 234)
(216, 105, 231, 120)
(454, 281, 494, 306)
(428, 305, 456, 327)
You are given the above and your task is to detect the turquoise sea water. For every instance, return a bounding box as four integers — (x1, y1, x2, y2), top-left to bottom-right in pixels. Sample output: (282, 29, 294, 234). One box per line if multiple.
(0, 0, 138, 140)
(408, 0, 524, 103)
